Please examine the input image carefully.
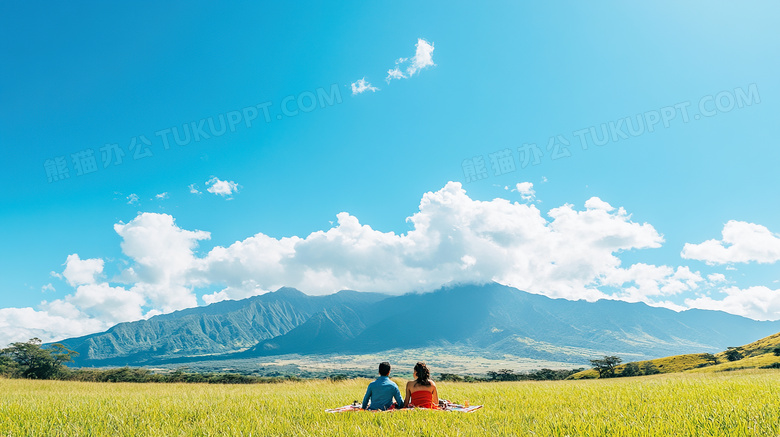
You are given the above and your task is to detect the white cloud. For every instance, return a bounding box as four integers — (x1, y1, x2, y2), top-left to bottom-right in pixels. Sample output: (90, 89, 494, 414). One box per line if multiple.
(686, 286, 780, 321)
(0, 307, 107, 346)
(385, 67, 405, 82)
(385, 39, 435, 82)
(682, 220, 780, 265)
(351, 78, 379, 95)
(514, 182, 535, 202)
(0, 213, 211, 346)
(58, 282, 146, 324)
(601, 264, 703, 304)
(584, 197, 615, 212)
(62, 254, 104, 287)
(194, 182, 665, 303)
(155, 192, 169, 200)
(205, 177, 239, 197)
(408, 38, 435, 76)
(114, 212, 209, 312)
(127, 193, 139, 205)
(41, 283, 55, 293)
(14, 181, 780, 346)
(189, 184, 201, 194)
(708, 273, 727, 284)
(202, 290, 231, 305)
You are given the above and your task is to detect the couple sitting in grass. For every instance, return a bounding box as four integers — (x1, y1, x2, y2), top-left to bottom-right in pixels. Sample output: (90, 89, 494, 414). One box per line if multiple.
(361, 361, 439, 410)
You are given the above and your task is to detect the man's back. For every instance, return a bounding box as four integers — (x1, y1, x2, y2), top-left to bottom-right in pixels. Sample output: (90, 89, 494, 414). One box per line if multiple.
(362, 376, 403, 410)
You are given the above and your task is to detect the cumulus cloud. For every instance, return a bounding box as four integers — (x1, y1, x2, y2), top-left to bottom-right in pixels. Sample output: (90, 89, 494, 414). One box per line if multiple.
(708, 273, 727, 284)
(514, 182, 535, 202)
(0, 307, 107, 346)
(584, 197, 615, 211)
(681, 220, 780, 265)
(114, 212, 209, 311)
(13, 181, 776, 346)
(194, 182, 665, 303)
(205, 177, 239, 197)
(686, 286, 780, 321)
(351, 78, 379, 95)
(0, 213, 212, 346)
(601, 264, 703, 308)
(60, 282, 146, 324)
(385, 39, 435, 82)
(62, 254, 104, 287)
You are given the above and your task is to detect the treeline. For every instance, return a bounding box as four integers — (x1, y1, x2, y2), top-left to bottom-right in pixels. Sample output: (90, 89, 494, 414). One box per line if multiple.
(440, 368, 585, 382)
(589, 356, 662, 378)
(0, 338, 296, 384)
(65, 367, 295, 384)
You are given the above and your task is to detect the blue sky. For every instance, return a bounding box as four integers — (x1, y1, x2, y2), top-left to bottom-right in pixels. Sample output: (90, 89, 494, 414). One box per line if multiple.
(1, 1, 779, 345)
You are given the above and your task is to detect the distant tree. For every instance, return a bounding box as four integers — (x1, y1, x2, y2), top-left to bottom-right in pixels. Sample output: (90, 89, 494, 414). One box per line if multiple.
(327, 374, 347, 382)
(701, 353, 718, 365)
(641, 362, 660, 375)
(0, 354, 20, 377)
(725, 347, 743, 362)
(590, 356, 622, 378)
(621, 363, 640, 377)
(531, 369, 559, 381)
(772, 346, 780, 357)
(0, 338, 77, 379)
(439, 373, 464, 382)
(487, 369, 518, 381)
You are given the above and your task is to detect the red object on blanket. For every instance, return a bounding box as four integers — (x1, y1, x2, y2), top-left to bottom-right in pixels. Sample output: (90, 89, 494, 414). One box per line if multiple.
(409, 391, 437, 409)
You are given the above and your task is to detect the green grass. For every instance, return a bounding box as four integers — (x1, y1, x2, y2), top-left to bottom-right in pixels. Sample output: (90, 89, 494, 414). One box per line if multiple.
(2, 371, 780, 436)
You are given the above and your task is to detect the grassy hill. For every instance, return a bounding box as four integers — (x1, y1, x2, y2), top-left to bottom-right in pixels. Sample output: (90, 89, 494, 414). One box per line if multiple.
(570, 332, 780, 379)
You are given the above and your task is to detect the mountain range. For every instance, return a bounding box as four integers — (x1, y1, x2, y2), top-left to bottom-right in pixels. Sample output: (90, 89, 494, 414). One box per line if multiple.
(52, 282, 780, 368)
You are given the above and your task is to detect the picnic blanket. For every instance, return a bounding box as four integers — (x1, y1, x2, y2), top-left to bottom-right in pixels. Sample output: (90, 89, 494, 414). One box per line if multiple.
(325, 401, 482, 413)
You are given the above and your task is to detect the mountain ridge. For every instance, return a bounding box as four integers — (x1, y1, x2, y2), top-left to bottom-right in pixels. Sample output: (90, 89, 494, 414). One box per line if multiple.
(51, 282, 780, 367)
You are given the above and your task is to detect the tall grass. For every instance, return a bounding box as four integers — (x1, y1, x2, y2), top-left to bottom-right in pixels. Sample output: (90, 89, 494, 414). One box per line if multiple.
(2, 370, 779, 436)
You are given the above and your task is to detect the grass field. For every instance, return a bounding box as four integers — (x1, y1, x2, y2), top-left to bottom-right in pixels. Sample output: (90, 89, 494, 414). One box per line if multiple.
(2, 370, 780, 436)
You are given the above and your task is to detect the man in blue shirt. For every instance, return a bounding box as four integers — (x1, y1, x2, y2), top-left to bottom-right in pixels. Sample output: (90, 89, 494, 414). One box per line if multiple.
(361, 361, 404, 410)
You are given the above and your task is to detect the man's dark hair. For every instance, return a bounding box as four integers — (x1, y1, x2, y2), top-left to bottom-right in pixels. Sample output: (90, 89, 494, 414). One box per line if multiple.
(378, 362, 391, 376)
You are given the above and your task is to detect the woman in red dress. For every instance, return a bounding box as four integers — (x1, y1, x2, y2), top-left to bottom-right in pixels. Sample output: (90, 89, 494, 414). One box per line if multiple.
(404, 362, 439, 409)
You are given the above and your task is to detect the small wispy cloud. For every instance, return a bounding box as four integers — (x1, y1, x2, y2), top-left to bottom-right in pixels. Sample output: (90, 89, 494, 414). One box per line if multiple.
(513, 182, 536, 202)
(386, 38, 435, 82)
(351, 78, 379, 95)
(41, 283, 55, 293)
(127, 194, 139, 205)
(155, 192, 169, 200)
(188, 184, 201, 195)
(206, 177, 240, 198)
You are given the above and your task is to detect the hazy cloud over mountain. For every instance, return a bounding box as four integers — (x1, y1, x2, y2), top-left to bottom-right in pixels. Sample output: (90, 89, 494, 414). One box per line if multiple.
(4, 181, 762, 346)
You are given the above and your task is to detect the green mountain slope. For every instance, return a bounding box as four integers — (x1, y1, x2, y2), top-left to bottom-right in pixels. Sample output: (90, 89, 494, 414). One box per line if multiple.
(50, 282, 780, 367)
